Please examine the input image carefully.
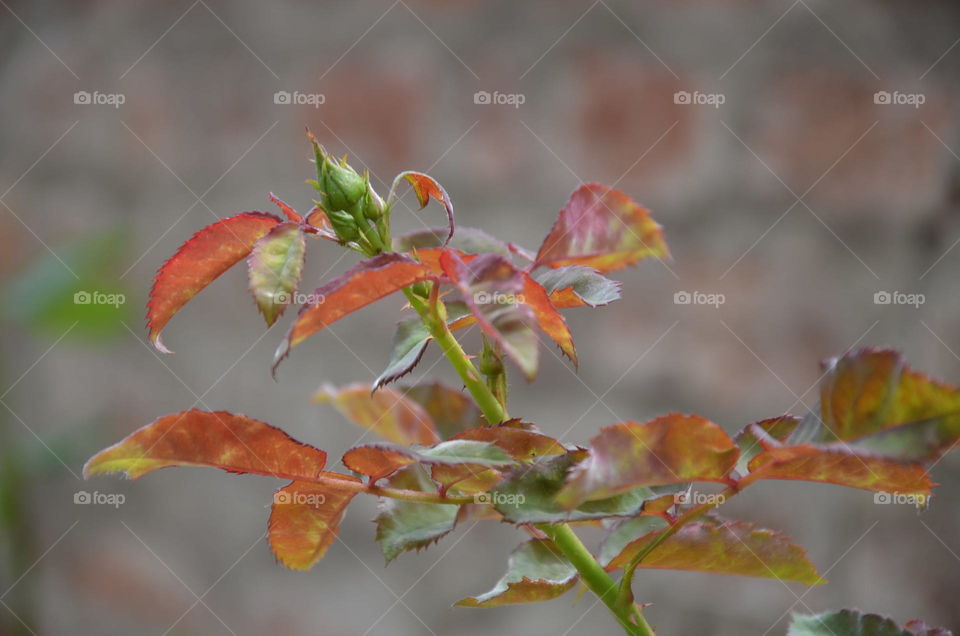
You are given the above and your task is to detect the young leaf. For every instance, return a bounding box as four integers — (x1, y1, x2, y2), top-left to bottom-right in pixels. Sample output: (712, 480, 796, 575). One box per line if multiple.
(394, 226, 510, 257)
(604, 518, 825, 585)
(83, 409, 327, 480)
(375, 465, 459, 562)
(793, 348, 960, 462)
(493, 452, 685, 524)
(388, 171, 455, 244)
(401, 381, 486, 440)
(374, 318, 432, 390)
(456, 539, 578, 608)
(268, 475, 361, 570)
(788, 609, 952, 636)
(734, 416, 801, 475)
(532, 265, 622, 308)
(147, 212, 282, 352)
(342, 440, 515, 480)
(535, 183, 668, 273)
(521, 272, 577, 365)
(272, 253, 434, 373)
(374, 305, 472, 391)
(439, 250, 540, 380)
(248, 222, 306, 326)
(556, 415, 739, 508)
(267, 192, 303, 223)
(314, 383, 440, 446)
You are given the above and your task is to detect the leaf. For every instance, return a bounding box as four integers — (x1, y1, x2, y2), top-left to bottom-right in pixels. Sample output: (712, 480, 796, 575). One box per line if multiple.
(456, 539, 577, 608)
(394, 226, 510, 257)
(532, 265, 622, 308)
(746, 444, 934, 496)
(83, 409, 327, 480)
(535, 183, 668, 273)
(267, 192, 302, 223)
(402, 381, 486, 440)
(374, 318, 432, 390)
(375, 465, 459, 562)
(734, 416, 801, 475)
(147, 212, 281, 353)
(521, 272, 577, 365)
(268, 475, 361, 570)
(431, 463, 502, 495)
(788, 609, 953, 636)
(342, 440, 515, 480)
(390, 171, 455, 244)
(272, 253, 434, 374)
(439, 250, 540, 380)
(493, 452, 685, 524)
(314, 383, 439, 446)
(792, 348, 960, 463)
(452, 421, 565, 459)
(556, 415, 740, 508)
(597, 516, 669, 567)
(247, 222, 306, 326)
(604, 518, 825, 585)
(374, 305, 472, 391)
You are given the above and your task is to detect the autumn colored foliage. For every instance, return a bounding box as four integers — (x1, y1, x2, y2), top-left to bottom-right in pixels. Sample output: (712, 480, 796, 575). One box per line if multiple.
(86, 134, 957, 635)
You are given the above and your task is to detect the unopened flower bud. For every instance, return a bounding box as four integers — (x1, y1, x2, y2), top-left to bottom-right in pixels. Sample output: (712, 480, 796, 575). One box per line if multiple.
(311, 140, 366, 213)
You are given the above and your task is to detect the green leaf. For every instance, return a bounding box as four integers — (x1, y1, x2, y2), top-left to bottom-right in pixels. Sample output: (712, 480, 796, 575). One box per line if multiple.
(375, 465, 459, 562)
(788, 609, 952, 635)
(531, 265, 622, 308)
(492, 452, 684, 524)
(597, 516, 668, 567)
(375, 318, 431, 389)
(456, 539, 577, 608)
(733, 416, 800, 475)
(374, 305, 472, 391)
(556, 415, 739, 509)
(790, 348, 960, 462)
(247, 222, 306, 326)
(605, 517, 825, 586)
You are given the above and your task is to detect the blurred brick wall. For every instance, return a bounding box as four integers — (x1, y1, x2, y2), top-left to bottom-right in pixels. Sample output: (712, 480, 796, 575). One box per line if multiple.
(2, 1, 960, 634)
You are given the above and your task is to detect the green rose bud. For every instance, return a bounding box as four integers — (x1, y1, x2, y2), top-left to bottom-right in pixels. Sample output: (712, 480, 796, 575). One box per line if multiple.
(311, 140, 366, 213)
(326, 210, 360, 243)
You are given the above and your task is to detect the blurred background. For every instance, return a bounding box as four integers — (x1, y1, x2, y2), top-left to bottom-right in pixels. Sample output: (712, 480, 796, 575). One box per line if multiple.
(1, 0, 959, 634)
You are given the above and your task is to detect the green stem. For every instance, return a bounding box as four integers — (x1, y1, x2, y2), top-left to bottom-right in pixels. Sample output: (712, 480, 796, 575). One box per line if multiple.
(403, 288, 507, 425)
(539, 524, 654, 636)
(402, 284, 652, 634)
(616, 481, 747, 610)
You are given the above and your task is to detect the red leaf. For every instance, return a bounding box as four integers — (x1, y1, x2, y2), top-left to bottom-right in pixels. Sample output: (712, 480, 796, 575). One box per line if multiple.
(535, 183, 668, 272)
(147, 212, 282, 352)
(268, 475, 361, 570)
(556, 414, 739, 508)
(268, 192, 302, 223)
(391, 171, 455, 244)
(83, 409, 327, 480)
(439, 250, 540, 380)
(272, 253, 434, 374)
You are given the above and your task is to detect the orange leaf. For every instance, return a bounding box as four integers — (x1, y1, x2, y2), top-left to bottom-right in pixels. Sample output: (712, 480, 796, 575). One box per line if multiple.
(83, 409, 327, 480)
(556, 414, 739, 508)
(314, 383, 440, 446)
(273, 253, 434, 374)
(391, 171, 455, 244)
(147, 212, 281, 353)
(453, 421, 565, 459)
(535, 183, 668, 273)
(267, 192, 302, 223)
(521, 273, 577, 365)
(747, 444, 934, 496)
(268, 475, 361, 570)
